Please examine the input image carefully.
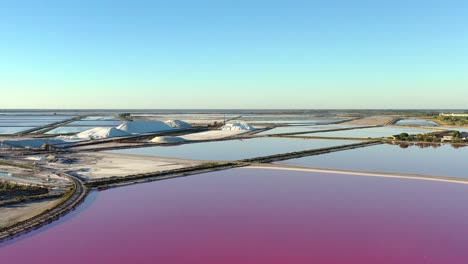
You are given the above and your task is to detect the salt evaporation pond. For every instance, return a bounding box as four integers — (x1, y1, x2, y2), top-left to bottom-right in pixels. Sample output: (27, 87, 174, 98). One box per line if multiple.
(395, 119, 438, 126)
(294, 126, 437, 138)
(0, 127, 35, 134)
(0, 172, 12, 178)
(0, 116, 76, 131)
(108, 138, 357, 161)
(249, 118, 346, 125)
(279, 143, 468, 178)
(67, 120, 123, 126)
(0, 115, 74, 121)
(0, 121, 57, 127)
(256, 125, 357, 136)
(0, 119, 71, 126)
(2, 168, 468, 263)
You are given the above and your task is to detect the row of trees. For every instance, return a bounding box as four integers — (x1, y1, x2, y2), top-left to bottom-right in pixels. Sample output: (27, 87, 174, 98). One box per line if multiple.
(392, 133, 440, 142)
(392, 131, 466, 143)
(434, 116, 468, 126)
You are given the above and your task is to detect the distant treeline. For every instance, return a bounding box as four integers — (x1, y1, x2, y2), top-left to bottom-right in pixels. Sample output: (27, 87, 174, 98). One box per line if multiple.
(433, 116, 468, 126)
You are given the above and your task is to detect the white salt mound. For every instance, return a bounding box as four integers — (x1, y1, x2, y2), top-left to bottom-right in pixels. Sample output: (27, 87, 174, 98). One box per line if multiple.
(117, 121, 173, 134)
(151, 136, 186, 144)
(165, 120, 192, 129)
(75, 127, 131, 140)
(221, 121, 256, 131)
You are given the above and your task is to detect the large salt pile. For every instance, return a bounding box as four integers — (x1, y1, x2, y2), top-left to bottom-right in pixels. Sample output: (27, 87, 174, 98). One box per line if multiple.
(221, 121, 256, 131)
(75, 127, 131, 140)
(150, 136, 186, 144)
(117, 121, 173, 134)
(165, 120, 192, 129)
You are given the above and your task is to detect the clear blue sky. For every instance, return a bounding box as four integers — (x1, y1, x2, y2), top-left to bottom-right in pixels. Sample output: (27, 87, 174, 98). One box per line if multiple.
(1, 0, 467, 109)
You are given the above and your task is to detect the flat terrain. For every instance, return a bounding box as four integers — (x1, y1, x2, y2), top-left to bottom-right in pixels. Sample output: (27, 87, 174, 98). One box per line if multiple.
(43, 152, 202, 180)
(69, 142, 150, 151)
(0, 198, 61, 228)
(0, 164, 67, 187)
(1, 110, 466, 250)
(180, 130, 248, 141)
(341, 115, 395, 126)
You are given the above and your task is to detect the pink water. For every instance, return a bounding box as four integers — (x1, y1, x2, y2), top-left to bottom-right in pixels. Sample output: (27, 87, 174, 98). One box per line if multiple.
(1, 168, 468, 263)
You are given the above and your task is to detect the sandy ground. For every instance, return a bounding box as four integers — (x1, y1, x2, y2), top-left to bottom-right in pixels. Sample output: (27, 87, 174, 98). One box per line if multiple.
(180, 130, 248, 141)
(0, 198, 61, 228)
(341, 115, 396, 126)
(42, 152, 202, 180)
(246, 164, 468, 185)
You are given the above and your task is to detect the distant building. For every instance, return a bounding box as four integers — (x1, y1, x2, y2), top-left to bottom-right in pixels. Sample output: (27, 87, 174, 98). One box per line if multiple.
(441, 135, 453, 142)
(439, 113, 468, 117)
(440, 132, 468, 142)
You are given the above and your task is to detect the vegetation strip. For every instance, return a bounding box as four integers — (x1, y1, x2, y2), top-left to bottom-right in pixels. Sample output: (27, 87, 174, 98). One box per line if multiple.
(432, 115, 468, 126)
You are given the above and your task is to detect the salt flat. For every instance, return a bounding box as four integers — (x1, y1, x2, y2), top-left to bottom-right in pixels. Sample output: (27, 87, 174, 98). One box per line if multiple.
(43, 152, 202, 180)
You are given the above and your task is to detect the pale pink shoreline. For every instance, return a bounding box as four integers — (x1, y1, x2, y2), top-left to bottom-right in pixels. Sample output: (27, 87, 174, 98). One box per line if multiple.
(244, 164, 468, 185)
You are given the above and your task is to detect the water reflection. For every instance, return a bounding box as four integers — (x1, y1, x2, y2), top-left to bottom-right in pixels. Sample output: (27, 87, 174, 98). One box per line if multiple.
(2, 169, 468, 263)
(390, 142, 467, 149)
(278, 143, 468, 178)
(108, 138, 357, 161)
